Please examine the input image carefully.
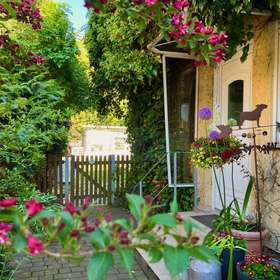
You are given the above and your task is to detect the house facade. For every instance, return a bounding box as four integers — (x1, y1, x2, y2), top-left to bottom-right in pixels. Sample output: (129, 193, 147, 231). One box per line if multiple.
(150, 15, 280, 252)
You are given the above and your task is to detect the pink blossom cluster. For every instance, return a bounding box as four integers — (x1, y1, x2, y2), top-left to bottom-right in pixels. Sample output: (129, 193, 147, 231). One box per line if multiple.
(0, 197, 44, 255)
(27, 51, 45, 65)
(83, 0, 228, 66)
(0, 222, 13, 244)
(0, 0, 42, 30)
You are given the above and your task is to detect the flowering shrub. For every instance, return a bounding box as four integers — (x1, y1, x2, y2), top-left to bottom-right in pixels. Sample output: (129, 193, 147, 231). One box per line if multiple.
(238, 255, 279, 280)
(0, 0, 42, 29)
(0, 194, 216, 280)
(190, 135, 242, 168)
(83, 0, 228, 66)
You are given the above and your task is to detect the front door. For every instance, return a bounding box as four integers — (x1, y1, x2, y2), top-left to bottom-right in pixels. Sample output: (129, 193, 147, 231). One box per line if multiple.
(214, 49, 252, 210)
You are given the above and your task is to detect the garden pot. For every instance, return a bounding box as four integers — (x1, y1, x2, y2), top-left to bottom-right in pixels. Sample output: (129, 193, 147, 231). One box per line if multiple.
(236, 259, 280, 280)
(221, 248, 245, 280)
(188, 259, 222, 280)
(232, 228, 269, 256)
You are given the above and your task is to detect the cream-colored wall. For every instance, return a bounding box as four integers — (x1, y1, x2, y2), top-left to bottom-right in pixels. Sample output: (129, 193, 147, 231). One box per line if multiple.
(196, 17, 278, 212)
(196, 66, 214, 210)
(252, 17, 277, 143)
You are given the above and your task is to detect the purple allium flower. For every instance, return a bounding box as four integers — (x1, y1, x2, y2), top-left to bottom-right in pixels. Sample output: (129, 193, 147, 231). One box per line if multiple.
(198, 107, 212, 120)
(209, 130, 220, 140)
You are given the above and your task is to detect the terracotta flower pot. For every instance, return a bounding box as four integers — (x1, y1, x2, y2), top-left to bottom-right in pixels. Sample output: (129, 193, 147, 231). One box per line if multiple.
(232, 228, 269, 255)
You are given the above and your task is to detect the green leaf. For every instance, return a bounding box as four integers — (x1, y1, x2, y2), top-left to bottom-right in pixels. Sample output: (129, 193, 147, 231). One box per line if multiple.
(186, 245, 218, 263)
(148, 213, 176, 228)
(163, 245, 189, 277)
(170, 197, 178, 214)
(59, 211, 73, 225)
(90, 228, 107, 249)
(118, 248, 134, 275)
(1, 2, 16, 18)
(87, 253, 113, 280)
(114, 219, 131, 231)
(242, 176, 254, 218)
(28, 209, 56, 223)
(126, 194, 144, 220)
(13, 234, 26, 252)
(148, 248, 162, 263)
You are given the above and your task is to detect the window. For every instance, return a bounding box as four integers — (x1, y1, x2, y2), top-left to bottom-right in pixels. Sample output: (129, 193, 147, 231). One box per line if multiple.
(228, 80, 244, 122)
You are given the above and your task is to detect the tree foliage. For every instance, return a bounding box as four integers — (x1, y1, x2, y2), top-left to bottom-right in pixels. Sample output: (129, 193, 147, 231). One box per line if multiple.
(0, 0, 90, 179)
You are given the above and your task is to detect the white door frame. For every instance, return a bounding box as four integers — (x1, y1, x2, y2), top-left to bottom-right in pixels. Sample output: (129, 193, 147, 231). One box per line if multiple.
(212, 46, 253, 210)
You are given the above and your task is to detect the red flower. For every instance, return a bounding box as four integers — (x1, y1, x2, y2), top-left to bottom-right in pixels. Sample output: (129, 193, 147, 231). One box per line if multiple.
(70, 230, 80, 238)
(27, 234, 44, 256)
(85, 224, 95, 233)
(221, 150, 232, 161)
(0, 198, 17, 208)
(105, 213, 112, 223)
(64, 202, 75, 215)
(84, 1, 93, 9)
(25, 199, 43, 217)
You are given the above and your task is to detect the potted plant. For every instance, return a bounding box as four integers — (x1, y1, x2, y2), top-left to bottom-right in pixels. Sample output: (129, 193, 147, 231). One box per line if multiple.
(191, 107, 268, 256)
(236, 255, 280, 280)
(205, 210, 247, 280)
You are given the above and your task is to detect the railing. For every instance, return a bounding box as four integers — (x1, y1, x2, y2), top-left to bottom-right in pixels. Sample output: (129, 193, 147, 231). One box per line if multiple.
(132, 151, 198, 207)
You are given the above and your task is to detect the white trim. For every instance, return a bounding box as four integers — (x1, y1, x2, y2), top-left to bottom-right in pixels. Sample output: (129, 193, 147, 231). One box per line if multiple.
(162, 55, 198, 187)
(162, 55, 172, 186)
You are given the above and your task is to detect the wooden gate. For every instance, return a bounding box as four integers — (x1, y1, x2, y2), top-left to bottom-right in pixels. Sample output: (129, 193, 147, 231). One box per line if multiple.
(37, 154, 132, 206)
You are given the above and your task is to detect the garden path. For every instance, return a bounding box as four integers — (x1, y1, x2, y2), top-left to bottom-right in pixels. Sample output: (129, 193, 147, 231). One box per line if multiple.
(14, 207, 148, 280)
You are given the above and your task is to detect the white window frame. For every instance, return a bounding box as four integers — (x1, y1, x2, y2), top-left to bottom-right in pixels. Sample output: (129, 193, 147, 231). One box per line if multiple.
(162, 55, 198, 189)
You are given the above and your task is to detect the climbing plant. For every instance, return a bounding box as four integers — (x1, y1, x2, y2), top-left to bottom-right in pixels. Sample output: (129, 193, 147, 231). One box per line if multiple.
(84, 0, 280, 63)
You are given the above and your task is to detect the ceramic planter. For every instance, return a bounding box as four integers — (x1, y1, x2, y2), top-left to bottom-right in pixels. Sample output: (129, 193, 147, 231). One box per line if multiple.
(232, 228, 269, 255)
(221, 248, 245, 280)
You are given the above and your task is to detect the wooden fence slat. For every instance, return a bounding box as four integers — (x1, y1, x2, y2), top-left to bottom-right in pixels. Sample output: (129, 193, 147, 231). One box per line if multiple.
(53, 156, 58, 196)
(103, 156, 107, 205)
(59, 158, 63, 203)
(85, 156, 89, 200)
(48, 157, 53, 195)
(70, 156, 75, 203)
(80, 155, 85, 206)
(108, 155, 112, 205)
(125, 155, 129, 191)
(94, 155, 98, 203)
(90, 156, 94, 198)
(98, 155, 103, 205)
(121, 155, 125, 193)
(75, 156, 80, 207)
(116, 155, 120, 194)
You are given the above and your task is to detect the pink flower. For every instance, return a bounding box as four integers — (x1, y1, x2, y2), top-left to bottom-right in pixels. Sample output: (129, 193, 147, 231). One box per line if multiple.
(178, 23, 188, 35)
(0, 222, 13, 232)
(0, 222, 13, 244)
(85, 224, 95, 233)
(64, 202, 75, 215)
(25, 199, 43, 217)
(105, 213, 112, 223)
(173, 0, 188, 10)
(84, 1, 93, 9)
(145, 0, 157, 6)
(27, 234, 44, 256)
(194, 21, 205, 33)
(171, 13, 184, 26)
(83, 197, 91, 209)
(213, 56, 223, 64)
(95, 218, 101, 227)
(0, 232, 9, 244)
(208, 34, 220, 46)
(0, 198, 17, 208)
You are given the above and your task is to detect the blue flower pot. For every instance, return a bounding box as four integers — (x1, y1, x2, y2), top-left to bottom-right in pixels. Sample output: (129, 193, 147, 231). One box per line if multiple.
(221, 248, 245, 280)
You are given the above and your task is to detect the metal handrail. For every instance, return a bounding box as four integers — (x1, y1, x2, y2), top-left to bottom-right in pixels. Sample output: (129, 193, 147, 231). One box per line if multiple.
(131, 153, 167, 193)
